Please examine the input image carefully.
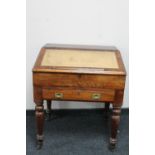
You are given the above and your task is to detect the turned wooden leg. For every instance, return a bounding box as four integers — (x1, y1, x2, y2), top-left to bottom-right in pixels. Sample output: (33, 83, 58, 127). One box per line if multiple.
(109, 105, 121, 151)
(46, 100, 52, 121)
(105, 102, 110, 119)
(35, 102, 44, 149)
(46, 100, 58, 120)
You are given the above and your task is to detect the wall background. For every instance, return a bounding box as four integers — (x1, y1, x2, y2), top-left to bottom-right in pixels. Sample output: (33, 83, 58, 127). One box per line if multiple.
(26, 0, 129, 109)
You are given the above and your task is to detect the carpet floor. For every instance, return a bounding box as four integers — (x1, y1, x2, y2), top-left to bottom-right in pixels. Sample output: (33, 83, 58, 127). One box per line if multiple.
(26, 109, 129, 155)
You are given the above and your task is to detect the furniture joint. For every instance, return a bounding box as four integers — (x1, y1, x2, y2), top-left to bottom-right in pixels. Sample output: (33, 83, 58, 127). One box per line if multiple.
(35, 105, 44, 112)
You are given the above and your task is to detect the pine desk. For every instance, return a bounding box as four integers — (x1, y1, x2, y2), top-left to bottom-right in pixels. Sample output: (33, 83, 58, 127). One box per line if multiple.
(32, 44, 126, 150)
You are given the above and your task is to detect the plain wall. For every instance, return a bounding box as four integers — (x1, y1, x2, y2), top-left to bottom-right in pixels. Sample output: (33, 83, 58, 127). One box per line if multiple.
(26, 0, 129, 109)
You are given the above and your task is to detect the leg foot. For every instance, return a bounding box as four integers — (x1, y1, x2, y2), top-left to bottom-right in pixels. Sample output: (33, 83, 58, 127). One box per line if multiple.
(36, 134, 44, 150)
(45, 112, 58, 121)
(109, 138, 116, 151)
(109, 143, 116, 151)
(36, 140, 43, 150)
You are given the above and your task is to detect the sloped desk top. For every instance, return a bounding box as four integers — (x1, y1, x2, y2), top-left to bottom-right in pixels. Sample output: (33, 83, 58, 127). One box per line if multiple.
(41, 49, 119, 68)
(33, 44, 126, 75)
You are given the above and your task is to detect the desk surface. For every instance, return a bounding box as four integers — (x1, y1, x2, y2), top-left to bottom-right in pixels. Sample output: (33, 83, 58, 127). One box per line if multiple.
(33, 44, 126, 75)
(41, 49, 119, 69)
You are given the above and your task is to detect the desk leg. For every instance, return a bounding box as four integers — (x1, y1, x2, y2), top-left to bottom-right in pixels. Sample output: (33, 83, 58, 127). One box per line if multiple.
(35, 102, 44, 149)
(46, 100, 58, 120)
(46, 100, 52, 121)
(109, 105, 121, 151)
(105, 102, 110, 119)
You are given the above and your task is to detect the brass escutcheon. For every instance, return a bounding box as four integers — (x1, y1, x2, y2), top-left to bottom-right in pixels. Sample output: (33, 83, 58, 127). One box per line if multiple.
(92, 93, 101, 100)
(55, 92, 63, 99)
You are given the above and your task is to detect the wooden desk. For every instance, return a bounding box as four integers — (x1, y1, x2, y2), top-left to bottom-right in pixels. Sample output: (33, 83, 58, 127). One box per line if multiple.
(32, 44, 126, 150)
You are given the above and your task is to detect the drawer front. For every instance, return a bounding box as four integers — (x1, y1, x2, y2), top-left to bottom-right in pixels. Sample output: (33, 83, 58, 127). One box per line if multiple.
(42, 88, 115, 102)
(34, 73, 125, 89)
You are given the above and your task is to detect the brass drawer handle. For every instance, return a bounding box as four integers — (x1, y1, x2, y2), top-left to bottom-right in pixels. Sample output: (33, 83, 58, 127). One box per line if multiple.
(92, 93, 101, 100)
(55, 92, 63, 99)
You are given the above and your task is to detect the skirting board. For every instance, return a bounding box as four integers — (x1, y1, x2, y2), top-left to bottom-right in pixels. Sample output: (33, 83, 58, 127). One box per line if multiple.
(26, 108, 129, 116)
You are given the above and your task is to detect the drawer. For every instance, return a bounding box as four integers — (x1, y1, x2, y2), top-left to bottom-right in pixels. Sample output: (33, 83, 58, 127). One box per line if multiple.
(42, 88, 115, 102)
(34, 73, 125, 89)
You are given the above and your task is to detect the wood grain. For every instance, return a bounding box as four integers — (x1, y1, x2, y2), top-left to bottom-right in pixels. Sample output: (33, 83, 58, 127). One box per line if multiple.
(33, 73, 125, 89)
